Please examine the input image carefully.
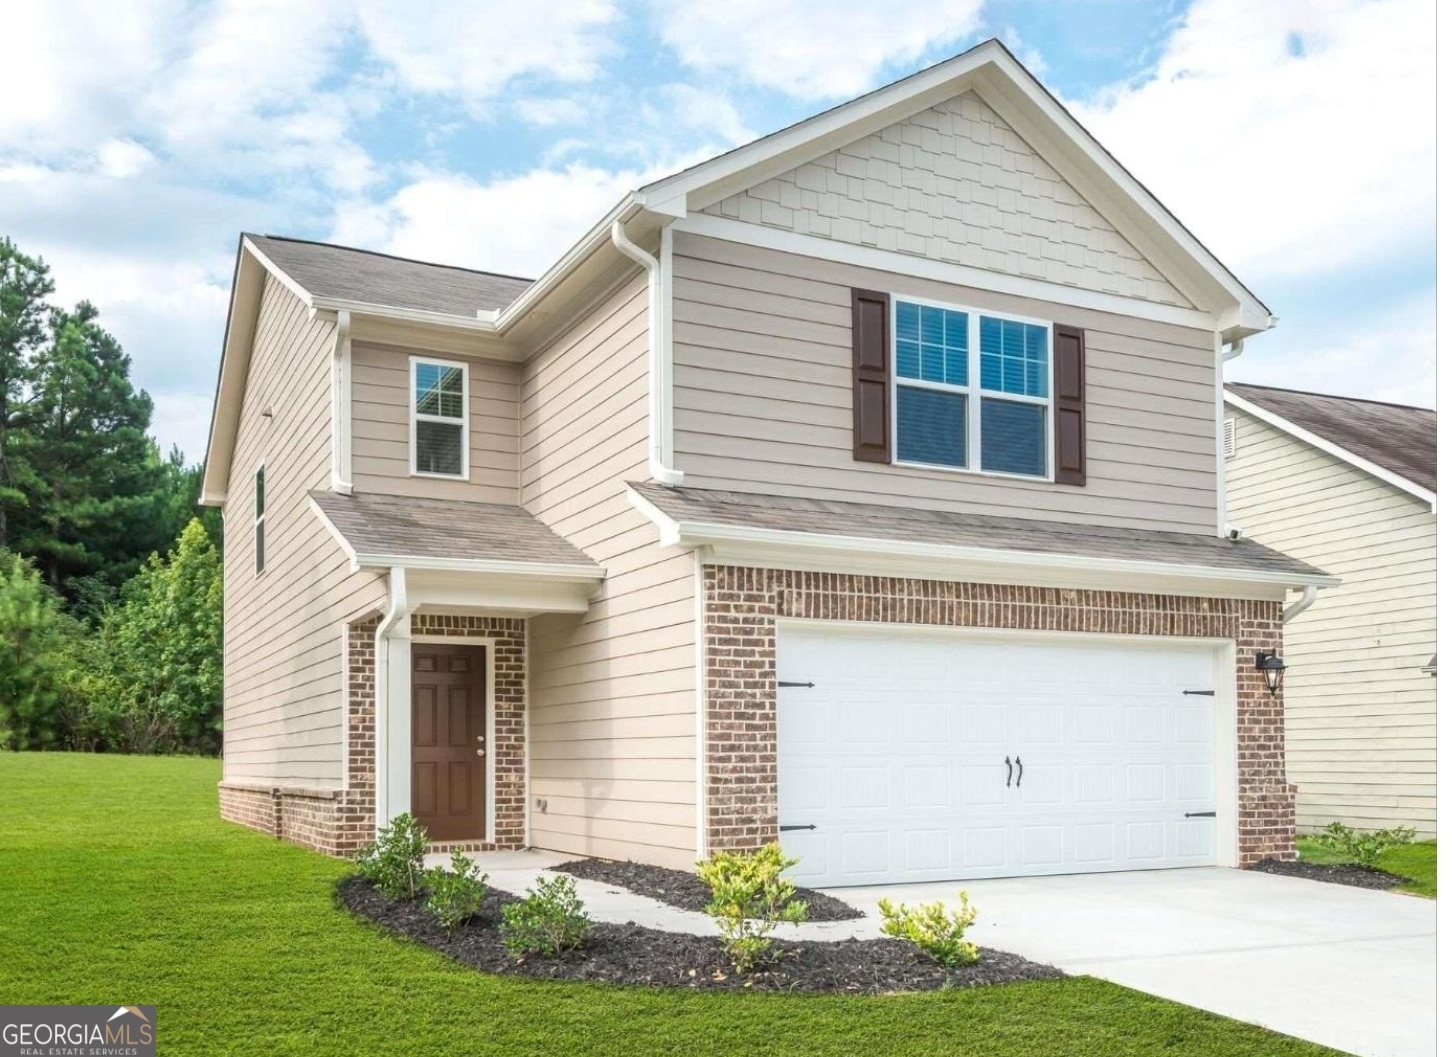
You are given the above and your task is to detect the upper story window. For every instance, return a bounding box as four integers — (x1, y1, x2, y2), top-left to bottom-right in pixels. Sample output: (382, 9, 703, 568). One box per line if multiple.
(254, 464, 266, 575)
(893, 299, 1052, 480)
(410, 357, 469, 479)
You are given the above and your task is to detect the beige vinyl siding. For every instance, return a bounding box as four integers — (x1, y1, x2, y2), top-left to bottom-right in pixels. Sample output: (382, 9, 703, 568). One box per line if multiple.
(672, 232, 1219, 533)
(350, 342, 520, 504)
(222, 275, 386, 786)
(1226, 413, 1436, 834)
(702, 90, 1191, 308)
(521, 275, 699, 869)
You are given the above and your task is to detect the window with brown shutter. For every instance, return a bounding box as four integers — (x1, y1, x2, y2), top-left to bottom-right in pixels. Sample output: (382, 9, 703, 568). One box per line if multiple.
(851, 288, 891, 463)
(1053, 324, 1087, 486)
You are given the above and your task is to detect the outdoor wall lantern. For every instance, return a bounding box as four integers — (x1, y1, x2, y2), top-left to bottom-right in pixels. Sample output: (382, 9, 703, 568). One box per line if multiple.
(1254, 650, 1287, 696)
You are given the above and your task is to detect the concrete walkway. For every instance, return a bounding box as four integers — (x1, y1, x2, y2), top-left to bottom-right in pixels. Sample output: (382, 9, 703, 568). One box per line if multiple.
(438, 853, 1434, 1057)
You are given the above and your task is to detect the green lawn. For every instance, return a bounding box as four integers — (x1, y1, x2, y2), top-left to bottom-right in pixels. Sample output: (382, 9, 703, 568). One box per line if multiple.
(0, 755, 1343, 1057)
(1296, 835, 1437, 898)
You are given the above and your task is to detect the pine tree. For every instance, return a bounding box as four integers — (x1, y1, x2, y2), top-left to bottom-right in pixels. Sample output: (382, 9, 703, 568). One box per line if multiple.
(0, 238, 53, 549)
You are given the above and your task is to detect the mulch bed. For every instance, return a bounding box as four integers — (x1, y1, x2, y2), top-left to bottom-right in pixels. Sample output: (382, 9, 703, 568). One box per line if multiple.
(1250, 858, 1410, 891)
(549, 857, 865, 922)
(337, 876, 1062, 994)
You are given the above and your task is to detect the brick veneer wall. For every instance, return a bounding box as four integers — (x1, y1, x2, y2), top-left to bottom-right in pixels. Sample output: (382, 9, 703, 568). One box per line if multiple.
(701, 566, 1294, 867)
(219, 612, 527, 857)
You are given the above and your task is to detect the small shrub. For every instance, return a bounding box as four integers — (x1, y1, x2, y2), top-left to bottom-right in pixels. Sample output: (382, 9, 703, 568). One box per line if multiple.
(500, 875, 592, 957)
(878, 891, 980, 966)
(355, 814, 428, 900)
(696, 842, 809, 973)
(1310, 821, 1418, 868)
(425, 850, 487, 932)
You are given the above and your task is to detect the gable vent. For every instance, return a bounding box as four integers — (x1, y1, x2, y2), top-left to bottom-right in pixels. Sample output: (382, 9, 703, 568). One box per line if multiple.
(1222, 416, 1237, 459)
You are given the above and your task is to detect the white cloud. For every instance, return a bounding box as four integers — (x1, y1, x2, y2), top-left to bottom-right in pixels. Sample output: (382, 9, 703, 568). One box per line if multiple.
(1073, 0, 1435, 282)
(651, 0, 987, 99)
(356, 0, 618, 108)
(96, 139, 156, 178)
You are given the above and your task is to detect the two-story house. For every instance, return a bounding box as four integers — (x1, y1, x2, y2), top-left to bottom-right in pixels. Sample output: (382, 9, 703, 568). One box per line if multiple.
(201, 40, 1332, 887)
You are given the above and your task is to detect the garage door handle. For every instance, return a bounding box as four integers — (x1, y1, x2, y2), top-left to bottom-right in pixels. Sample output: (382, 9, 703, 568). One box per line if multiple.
(1004, 756, 1012, 787)
(1014, 756, 1023, 787)
(1184, 811, 1216, 818)
(780, 824, 817, 832)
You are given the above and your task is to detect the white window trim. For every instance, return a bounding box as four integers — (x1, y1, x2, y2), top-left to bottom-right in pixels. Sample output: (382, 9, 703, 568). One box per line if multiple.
(408, 355, 470, 481)
(889, 294, 1055, 483)
(253, 461, 266, 576)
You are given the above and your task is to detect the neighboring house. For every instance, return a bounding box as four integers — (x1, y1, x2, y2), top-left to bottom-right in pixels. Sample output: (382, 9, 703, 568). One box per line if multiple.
(201, 40, 1334, 886)
(1225, 384, 1435, 836)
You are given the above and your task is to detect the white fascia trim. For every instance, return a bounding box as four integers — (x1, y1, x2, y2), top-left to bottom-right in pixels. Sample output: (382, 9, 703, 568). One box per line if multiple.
(674, 214, 1217, 332)
(352, 553, 605, 582)
(241, 238, 313, 306)
(313, 296, 500, 332)
(1225, 391, 1437, 510)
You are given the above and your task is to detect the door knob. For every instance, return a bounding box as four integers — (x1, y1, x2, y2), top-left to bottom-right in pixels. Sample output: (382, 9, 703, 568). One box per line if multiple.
(476, 735, 485, 742)
(475, 749, 484, 757)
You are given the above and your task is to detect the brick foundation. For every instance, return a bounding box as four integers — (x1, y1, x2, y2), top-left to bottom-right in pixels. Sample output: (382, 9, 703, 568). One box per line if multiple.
(219, 612, 527, 857)
(701, 567, 1295, 867)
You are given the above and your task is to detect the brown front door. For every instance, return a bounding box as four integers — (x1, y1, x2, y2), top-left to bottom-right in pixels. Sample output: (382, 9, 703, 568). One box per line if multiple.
(410, 643, 488, 842)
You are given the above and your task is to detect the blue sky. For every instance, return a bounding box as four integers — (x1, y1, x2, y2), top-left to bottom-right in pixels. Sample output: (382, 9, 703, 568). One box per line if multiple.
(1, 0, 1434, 462)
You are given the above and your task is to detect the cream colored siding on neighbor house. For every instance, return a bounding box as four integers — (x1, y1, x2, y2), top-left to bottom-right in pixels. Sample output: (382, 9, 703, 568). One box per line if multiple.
(703, 91, 1191, 309)
(672, 232, 1219, 534)
(350, 342, 520, 504)
(222, 276, 387, 786)
(1226, 413, 1436, 834)
(521, 275, 699, 869)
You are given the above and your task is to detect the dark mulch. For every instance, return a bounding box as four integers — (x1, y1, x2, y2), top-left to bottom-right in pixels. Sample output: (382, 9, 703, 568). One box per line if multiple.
(549, 857, 865, 922)
(1251, 858, 1410, 891)
(337, 876, 1061, 994)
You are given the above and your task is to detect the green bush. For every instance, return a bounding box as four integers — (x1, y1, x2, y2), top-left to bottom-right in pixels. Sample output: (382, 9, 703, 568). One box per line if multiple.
(1310, 821, 1418, 868)
(878, 891, 980, 967)
(696, 842, 808, 973)
(500, 875, 592, 957)
(425, 850, 487, 932)
(355, 814, 428, 900)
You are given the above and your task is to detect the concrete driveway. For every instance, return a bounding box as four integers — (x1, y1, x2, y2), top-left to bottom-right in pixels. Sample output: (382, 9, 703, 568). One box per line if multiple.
(823, 868, 1435, 1057)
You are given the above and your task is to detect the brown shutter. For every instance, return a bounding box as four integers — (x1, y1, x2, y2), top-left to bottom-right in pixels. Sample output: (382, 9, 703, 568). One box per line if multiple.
(851, 288, 891, 463)
(1053, 324, 1087, 486)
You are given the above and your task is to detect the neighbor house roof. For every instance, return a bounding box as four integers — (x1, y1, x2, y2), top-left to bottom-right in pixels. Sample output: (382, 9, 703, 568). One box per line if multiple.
(628, 483, 1332, 588)
(246, 234, 532, 318)
(1226, 383, 1436, 501)
(309, 491, 601, 577)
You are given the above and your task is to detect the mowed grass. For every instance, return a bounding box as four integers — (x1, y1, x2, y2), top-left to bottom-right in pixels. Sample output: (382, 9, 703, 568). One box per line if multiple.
(0, 754, 1344, 1057)
(1296, 835, 1437, 898)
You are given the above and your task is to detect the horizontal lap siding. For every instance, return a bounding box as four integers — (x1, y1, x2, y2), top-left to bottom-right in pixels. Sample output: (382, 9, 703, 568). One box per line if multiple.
(223, 276, 386, 787)
(1226, 414, 1436, 834)
(522, 276, 698, 869)
(671, 233, 1218, 533)
(350, 342, 519, 504)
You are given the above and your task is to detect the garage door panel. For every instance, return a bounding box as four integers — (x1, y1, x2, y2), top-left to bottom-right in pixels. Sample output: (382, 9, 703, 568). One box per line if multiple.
(778, 625, 1221, 885)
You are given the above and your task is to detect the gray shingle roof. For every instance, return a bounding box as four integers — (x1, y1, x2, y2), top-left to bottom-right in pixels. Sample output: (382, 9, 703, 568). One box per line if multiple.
(630, 483, 1329, 582)
(248, 235, 533, 317)
(1227, 383, 1436, 493)
(311, 491, 599, 571)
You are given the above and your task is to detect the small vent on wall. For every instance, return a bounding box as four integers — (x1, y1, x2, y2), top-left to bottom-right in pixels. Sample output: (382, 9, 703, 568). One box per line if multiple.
(1222, 416, 1237, 459)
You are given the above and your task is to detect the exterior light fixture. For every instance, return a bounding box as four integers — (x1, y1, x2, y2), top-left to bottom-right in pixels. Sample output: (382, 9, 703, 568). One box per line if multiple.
(1254, 650, 1286, 696)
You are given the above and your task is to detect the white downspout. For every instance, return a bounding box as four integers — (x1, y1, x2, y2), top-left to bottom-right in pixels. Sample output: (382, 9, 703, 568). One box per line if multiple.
(1216, 336, 1244, 536)
(1283, 584, 1319, 623)
(611, 220, 685, 486)
(373, 567, 408, 827)
(330, 309, 354, 495)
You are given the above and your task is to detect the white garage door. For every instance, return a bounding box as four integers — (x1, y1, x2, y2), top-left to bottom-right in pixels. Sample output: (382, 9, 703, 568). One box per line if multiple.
(777, 624, 1222, 887)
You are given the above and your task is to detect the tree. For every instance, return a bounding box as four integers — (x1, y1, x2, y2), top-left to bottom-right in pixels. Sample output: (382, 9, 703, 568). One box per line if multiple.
(13, 301, 169, 597)
(86, 519, 222, 754)
(0, 551, 76, 750)
(0, 238, 52, 549)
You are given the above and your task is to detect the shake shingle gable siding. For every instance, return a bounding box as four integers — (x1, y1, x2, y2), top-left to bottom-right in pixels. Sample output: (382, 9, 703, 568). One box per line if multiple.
(246, 234, 533, 318)
(309, 491, 598, 568)
(629, 482, 1326, 580)
(1226, 383, 1436, 493)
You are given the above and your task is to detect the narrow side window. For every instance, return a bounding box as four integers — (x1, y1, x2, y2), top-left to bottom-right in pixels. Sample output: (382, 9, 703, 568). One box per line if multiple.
(254, 465, 266, 575)
(411, 358, 468, 478)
